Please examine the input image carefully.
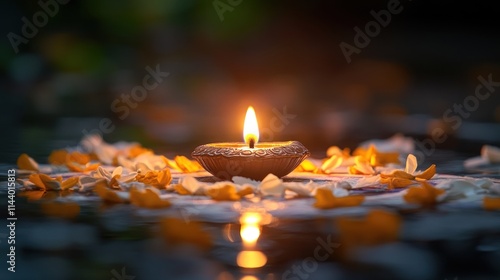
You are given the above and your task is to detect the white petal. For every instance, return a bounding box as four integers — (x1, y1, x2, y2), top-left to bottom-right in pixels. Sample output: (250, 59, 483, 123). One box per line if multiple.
(259, 174, 284, 197)
(405, 154, 417, 174)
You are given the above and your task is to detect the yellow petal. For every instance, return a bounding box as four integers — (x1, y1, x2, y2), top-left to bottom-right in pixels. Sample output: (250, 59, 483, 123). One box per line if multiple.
(483, 196, 500, 211)
(174, 156, 203, 173)
(17, 153, 39, 171)
(295, 159, 317, 172)
(321, 156, 343, 172)
(415, 164, 436, 180)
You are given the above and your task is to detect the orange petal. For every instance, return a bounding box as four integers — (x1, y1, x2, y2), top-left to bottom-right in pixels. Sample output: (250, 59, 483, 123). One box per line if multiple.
(237, 186, 254, 197)
(128, 145, 152, 158)
(390, 177, 416, 189)
(173, 184, 192, 195)
(61, 177, 79, 190)
(157, 169, 172, 186)
(29, 174, 61, 190)
(130, 187, 171, 208)
(314, 188, 364, 209)
(335, 209, 401, 255)
(403, 182, 444, 207)
(415, 164, 436, 180)
(94, 181, 124, 203)
(18, 190, 46, 201)
(381, 170, 415, 180)
(483, 196, 500, 211)
(159, 218, 213, 251)
(67, 151, 91, 165)
(206, 185, 241, 201)
(41, 202, 80, 219)
(48, 149, 68, 165)
(29, 174, 45, 189)
(17, 153, 39, 171)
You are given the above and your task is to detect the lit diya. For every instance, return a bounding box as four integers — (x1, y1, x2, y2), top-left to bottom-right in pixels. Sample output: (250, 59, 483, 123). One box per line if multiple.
(192, 106, 310, 181)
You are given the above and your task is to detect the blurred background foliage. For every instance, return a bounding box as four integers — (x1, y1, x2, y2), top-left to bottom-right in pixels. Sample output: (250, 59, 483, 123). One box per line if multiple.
(1, 0, 500, 162)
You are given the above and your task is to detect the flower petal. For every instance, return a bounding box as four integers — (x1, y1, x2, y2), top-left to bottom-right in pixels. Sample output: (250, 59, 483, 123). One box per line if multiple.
(17, 153, 39, 171)
(314, 188, 364, 209)
(130, 187, 171, 208)
(48, 149, 68, 165)
(259, 174, 285, 197)
(415, 164, 436, 180)
(483, 197, 500, 211)
(404, 154, 417, 174)
(206, 184, 241, 201)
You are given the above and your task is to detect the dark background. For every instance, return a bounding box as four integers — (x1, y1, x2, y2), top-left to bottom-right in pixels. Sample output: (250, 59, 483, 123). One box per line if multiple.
(1, 0, 500, 163)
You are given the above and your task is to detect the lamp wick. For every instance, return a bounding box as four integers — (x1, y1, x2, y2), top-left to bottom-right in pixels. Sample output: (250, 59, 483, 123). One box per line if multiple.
(249, 138, 255, 149)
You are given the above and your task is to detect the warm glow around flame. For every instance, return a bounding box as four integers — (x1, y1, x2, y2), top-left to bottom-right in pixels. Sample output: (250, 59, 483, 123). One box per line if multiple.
(243, 106, 259, 146)
(240, 212, 262, 247)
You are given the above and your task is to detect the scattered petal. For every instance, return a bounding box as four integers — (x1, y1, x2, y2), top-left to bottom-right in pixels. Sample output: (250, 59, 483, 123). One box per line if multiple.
(206, 184, 241, 201)
(404, 182, 445, 208)
(28, 174, 61, 190)
(94, 181, 125, 203)
(259, 174, 285, 197)
(136, 169, 172, 189)
(48, 149, 68, 165)
(159, 218, 213, 251)
(404, 154, 417, 174)
(17, 153, 39, 171)
(483, 197, 500, 211)
(295, 159, 318, 172)
(415, 164, 436, 180)
(41, 202, 80, 219)
(314, 188, 364, 209)
(336, 210, 401, 255)
(61, 177, 79, 190)
(174, 156, 204, 173)
(130, 187, 171, 208)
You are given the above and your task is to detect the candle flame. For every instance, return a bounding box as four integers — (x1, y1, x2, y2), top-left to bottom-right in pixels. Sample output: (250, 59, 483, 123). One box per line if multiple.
(243, 106, 259, 147)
